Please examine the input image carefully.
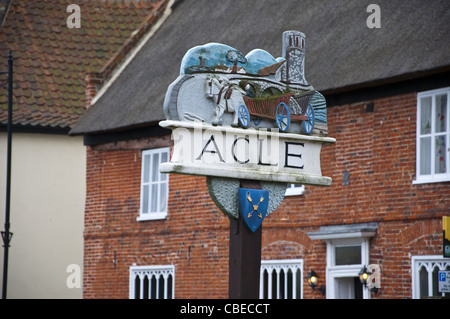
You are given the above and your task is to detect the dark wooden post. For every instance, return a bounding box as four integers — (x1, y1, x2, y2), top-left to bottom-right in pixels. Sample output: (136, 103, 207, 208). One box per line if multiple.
(228, 180, 262, 299)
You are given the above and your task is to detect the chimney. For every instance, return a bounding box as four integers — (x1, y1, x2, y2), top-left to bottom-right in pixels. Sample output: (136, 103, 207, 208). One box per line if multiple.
(281, 30, 307, 85)
(85, 72, 103, 109)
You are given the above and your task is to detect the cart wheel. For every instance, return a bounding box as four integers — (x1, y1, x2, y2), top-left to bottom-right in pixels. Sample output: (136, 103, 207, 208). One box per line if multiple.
(301, 104, 315, 135)
(238, 104, 250, 128)
(276, 102, 290, 132)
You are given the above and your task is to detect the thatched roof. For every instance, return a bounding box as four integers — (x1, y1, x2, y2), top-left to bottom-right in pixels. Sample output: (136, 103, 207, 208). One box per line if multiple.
(70, 0, 450, 135)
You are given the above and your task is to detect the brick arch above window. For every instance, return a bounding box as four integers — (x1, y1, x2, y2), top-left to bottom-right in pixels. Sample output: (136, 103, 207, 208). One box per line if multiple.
(399, 219, 442, 246)
(262, 240, 308, 260)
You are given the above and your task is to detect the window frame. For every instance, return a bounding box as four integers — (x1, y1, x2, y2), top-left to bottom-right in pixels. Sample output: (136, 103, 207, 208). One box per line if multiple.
(326, 238, 370, 299)
(285, 184, 304, 196)
(260, 259, 303, 299)
(138, 147, 170, 221)
(308, 223, 377, 299)
(129, 265, 175, 299)
(414, 87, 450, 184)
(411, 255, 450, 299)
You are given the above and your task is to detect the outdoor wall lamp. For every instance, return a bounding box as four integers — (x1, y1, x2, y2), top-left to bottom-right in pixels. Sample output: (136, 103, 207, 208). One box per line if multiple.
(358, 266, 379, 294)
(306, 270, 325, 295)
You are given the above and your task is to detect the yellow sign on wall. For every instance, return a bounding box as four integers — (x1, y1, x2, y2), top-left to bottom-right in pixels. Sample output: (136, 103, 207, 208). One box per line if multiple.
(444, 216, 450, 258)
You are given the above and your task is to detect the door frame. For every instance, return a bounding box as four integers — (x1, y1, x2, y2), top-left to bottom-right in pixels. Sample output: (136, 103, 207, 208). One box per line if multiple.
(325, 238, 371, 299)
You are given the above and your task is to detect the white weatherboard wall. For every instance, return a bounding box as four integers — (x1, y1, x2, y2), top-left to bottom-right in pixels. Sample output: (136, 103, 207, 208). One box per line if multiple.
(0, 133, 85, 298)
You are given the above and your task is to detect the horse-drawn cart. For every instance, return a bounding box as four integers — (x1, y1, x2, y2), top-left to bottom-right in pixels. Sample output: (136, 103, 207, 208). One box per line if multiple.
(238, 90, 315, 134)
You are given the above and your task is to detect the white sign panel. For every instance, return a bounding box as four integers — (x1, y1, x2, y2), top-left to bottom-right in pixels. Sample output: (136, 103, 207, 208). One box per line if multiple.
(160, 120, 335, 186)
(438, 271, 450, 293)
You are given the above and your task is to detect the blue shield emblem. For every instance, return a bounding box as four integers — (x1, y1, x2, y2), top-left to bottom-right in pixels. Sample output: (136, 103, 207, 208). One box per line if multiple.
(238, 188, 269, 232)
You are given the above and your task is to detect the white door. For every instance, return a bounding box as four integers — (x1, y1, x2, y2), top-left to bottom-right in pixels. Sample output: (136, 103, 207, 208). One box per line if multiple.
(334, 277, 363, 299)
(335, 277, 354, 299)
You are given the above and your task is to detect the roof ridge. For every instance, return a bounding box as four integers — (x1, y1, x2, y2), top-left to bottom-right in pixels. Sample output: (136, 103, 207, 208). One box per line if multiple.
(85, 0, 171, 109)
(0, 0, 12, 31)
(100, 0, 160, 8)
(100, 0, 167, 80)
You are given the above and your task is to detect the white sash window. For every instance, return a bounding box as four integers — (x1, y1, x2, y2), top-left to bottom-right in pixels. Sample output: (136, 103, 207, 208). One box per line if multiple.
(129, 265, 174, 299)
(139, 147, 170, 220)
(285, 184, 305, 196)
(415, 87, 450, 184)
(412, 256, 450, 299)
(260, 259, 303, 299)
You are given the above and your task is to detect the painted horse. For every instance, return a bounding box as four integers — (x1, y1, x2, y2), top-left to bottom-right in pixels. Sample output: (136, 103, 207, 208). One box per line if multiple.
(207, 75, 245, 127)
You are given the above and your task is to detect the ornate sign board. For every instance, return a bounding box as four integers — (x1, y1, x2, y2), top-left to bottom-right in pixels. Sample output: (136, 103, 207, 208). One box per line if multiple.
(160, 31, 335, 230)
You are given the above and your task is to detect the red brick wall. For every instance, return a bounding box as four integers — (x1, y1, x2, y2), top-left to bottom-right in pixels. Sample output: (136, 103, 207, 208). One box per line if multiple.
(261, 92, 448, 299)
(83, 140, 231, 299)
(83, 91, 449, 299)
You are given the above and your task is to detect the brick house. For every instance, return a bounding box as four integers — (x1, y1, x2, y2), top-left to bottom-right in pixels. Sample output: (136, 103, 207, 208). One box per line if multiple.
(70, 0, 450, 299)
(0, 0, 166, 298)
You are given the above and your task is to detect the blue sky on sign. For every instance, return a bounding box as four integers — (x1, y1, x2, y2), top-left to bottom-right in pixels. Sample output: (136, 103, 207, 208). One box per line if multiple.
(180, 43, 284, 75)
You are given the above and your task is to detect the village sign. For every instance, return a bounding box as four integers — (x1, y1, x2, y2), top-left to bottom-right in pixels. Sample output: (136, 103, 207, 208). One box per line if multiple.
(160, 31, 335, 231)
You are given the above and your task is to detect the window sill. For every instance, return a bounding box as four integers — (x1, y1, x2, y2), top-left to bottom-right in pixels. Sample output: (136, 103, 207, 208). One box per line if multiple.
(137, 213, 167, 221)
(413, 177, 450, 185)
(285, 190, 304, 196)
(285, 185, 305, 196)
